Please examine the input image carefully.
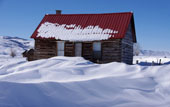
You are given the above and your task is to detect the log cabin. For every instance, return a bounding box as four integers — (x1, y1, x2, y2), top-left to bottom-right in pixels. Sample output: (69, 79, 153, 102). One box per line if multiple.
(30, 10, 137, 64)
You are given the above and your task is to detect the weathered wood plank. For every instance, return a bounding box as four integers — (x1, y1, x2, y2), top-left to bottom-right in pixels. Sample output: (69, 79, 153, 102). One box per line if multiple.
(121, 23, 133, 64)
(64, 42, 75, 56)
(82, 42, 93, 61)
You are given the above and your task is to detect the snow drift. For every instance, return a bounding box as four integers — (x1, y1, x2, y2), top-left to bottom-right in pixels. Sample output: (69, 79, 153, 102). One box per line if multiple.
(0, 56, 170, 107)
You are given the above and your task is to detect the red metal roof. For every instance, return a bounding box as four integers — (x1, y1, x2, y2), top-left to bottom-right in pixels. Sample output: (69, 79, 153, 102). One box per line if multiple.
(31, 12, 136, 42)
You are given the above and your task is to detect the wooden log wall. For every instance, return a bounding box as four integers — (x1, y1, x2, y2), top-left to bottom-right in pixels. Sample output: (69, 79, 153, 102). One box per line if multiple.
(82, 42, 93, 61)
(64, 42, 75, 56)
(101, 40, 122, 63)
(33, 27, 134, 65)
(34, 39, 57, 60)
(121, 23, 133, 64)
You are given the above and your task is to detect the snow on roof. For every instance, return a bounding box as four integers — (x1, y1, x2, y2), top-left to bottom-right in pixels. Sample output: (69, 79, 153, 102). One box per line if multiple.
(37, 22, 118, 41)
(31, 12, 136, 42)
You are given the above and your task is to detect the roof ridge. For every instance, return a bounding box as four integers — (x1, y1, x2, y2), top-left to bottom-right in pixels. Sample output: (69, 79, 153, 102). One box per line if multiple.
(46, 12, 133, 16)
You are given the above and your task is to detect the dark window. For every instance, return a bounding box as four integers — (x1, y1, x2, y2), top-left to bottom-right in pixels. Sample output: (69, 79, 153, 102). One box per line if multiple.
(93, 42, 101, 62)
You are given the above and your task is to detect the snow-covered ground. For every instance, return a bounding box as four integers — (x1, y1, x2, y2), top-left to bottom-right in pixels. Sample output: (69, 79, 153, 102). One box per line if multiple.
(133, 56, 170, 66)
(0, 56, 170, 107)
(1, 36, 170, 107)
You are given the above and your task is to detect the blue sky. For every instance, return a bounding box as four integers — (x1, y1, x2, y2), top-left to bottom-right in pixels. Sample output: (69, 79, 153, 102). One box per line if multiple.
(0, 0, 170, 51)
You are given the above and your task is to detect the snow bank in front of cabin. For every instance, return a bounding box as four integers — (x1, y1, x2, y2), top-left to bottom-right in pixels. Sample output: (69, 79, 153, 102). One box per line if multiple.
(37, 22, 118, 41)
(0, 56, 170, 107)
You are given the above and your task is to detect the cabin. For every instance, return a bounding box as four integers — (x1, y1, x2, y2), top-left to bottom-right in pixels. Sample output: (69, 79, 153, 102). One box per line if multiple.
(30, 10, 137, 64)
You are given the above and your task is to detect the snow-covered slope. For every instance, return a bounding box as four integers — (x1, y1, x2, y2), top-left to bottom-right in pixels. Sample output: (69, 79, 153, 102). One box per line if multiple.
(0, 56, 170, 107)
(0, 36, 34, 56)
(140, 50, 170, 56)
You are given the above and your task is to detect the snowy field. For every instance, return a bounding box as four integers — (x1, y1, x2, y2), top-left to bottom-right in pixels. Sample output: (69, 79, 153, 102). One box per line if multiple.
(133, 56, 170, 65)
(0, 55, 170, 107)
(1, 36, 170, 107)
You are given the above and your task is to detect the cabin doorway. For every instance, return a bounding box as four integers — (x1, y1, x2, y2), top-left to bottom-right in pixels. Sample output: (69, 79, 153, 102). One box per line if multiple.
(57, 41, 65, 56)
(75, 43, 82, 56)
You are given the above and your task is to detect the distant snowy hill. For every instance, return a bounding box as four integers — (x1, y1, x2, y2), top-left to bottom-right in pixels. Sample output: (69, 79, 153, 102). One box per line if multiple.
(140, 50, 170, 56)
(0, 36, 34, 56)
